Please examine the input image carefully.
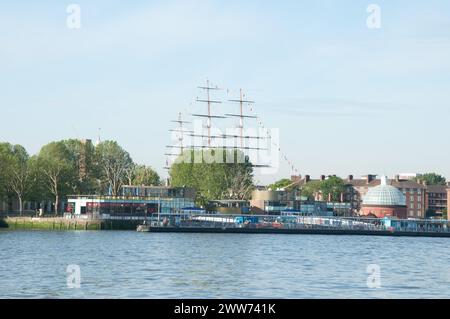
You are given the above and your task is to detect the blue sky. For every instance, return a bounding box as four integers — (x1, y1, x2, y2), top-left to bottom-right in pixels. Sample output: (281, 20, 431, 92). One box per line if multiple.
(1, 0, 450, 184)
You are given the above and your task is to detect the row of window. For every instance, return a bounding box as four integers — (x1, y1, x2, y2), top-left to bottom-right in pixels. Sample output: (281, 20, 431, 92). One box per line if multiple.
(409, 203, 422, 209)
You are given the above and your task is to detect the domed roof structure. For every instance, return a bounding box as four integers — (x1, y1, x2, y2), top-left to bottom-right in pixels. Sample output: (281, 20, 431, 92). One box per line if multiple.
(362, 176, 406, 206)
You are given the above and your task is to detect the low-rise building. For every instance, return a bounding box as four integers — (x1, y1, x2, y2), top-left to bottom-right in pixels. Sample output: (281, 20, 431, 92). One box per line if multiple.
(425, 184, 448, 217)
(250, 189, 301, 214)
(67, 185, 196, 218)
(360, 176, 407, 219)
(346, 175, 426, 219)
(207, 200, 250, 214)
(291, 174, 430, 218)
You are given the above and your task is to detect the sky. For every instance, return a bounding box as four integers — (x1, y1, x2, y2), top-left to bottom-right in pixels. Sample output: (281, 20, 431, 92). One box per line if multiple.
(1, 0, 450, 184)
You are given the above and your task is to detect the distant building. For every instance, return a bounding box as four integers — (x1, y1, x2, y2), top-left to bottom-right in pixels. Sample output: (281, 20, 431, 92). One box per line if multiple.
(397, 173, 422, 181)
(289, 174, 429, 218)
(360, 176, 407, 219)
(292, 175, 354, 216)
(67, 185, 196, 218)
(346, 175, 426, 218)
(207, 200, 250, 214)
(250, 189, 301, 214)
(425, 184, 449, 217)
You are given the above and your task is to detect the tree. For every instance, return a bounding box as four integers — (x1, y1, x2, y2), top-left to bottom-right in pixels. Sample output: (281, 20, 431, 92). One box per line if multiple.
(95, 141, 133, 196)
(0, 143, 34, 214)
(0, 143, 11, 199)
(300, 177, 345, 202)
(268, 179, 294, 191)
(300, 180, 321, 201)
(320, 176, 345, 202)
(36, 142, 77, 215)
(7, 145, 31, 214)
(415, 173, 446, 186)
(128, 164, 161, 186)
(62, 139, 98, 194)
(169, 149, 254, 206)
(222, 151, 254, 200)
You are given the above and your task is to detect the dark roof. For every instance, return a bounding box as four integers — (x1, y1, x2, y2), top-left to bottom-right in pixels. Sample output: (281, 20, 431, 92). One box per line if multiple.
(345, 179, 426, 189)
(345, 179, 370, 187)
(426, 185, 448, 193)
(369, 179, 426, 189)
(295, 177, 429, 190)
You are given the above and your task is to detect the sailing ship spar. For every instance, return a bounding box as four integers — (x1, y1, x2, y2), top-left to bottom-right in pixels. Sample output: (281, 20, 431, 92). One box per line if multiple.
(165, 80, 270, 170)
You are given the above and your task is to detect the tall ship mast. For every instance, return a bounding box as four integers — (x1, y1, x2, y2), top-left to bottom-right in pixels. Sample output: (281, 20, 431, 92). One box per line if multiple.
(226, 88, 267, 153)
(165, 81, 271, 169)
(164, 112, 192, 169)
(191, 79, 226, 148)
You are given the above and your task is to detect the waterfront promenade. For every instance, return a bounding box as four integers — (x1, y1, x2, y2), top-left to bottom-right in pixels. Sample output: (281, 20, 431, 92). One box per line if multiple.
(0, 216, 142, 231)
(3, 213, 450, 238)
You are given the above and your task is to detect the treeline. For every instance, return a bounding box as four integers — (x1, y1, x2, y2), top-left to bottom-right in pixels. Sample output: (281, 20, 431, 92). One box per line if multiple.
(268, 176, 346, 202)
(169, 149, 254, 206)
(0, 140, 160, 214)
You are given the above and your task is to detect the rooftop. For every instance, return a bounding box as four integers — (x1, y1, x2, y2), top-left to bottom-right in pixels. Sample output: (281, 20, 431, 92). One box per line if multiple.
(362, 176, 407, 207)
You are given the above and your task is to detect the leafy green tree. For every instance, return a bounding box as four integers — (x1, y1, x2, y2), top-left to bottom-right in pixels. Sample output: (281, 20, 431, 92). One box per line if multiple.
(95, 141, 133, 196)
(170, 149, 254, 206)
(62, 139, 98, 194)
(7, 145, 31, 214)
(300, 180, 321, 201)
(130, 165, 161, 186)
(415, 173, 446, 186)
(36, 142, 77, 215)
(268, 179, 294, 191)
(0, 143, 35, 214)
(222, 152, 254, 200)
(300, 177, 345, 202)
(0, 143, 11, 198)
(320, 176, 345, 202)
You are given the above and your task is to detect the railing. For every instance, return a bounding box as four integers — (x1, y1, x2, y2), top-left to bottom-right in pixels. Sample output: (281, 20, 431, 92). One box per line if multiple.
(151, 213, 450, 234)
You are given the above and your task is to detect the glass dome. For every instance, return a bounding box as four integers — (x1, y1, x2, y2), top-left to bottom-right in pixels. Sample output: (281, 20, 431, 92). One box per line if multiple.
(362, 176, 406, 206)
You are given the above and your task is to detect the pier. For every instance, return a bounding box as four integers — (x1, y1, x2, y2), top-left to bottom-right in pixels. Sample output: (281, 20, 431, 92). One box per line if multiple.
(137, 214, 450, 238)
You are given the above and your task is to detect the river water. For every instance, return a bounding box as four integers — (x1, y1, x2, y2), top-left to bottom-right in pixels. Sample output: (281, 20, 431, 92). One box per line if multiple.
(1, 230, 449, 298)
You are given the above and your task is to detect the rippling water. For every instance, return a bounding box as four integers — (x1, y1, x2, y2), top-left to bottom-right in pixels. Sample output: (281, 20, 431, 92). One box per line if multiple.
(1, 230, 449, 298)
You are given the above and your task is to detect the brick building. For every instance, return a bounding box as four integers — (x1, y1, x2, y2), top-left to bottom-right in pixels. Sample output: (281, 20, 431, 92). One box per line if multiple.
(345, 175, 426, 218)
(425, 184, 449, 217)
(359, 176, 407, 219)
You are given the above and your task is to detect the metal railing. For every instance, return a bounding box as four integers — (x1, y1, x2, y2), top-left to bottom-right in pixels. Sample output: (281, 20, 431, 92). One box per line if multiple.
(150, 213, 450, 233)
